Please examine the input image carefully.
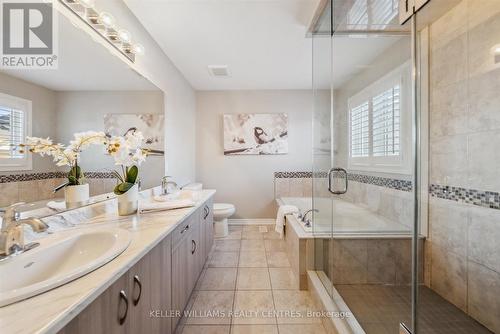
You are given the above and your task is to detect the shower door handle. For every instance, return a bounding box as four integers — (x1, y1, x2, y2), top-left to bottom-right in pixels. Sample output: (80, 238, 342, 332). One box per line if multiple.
(328, 167, 348, 195)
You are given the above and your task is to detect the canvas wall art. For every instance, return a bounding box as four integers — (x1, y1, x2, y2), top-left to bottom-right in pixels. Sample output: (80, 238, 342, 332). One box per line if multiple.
(104, 113, 165, 154)
(223, 113, 288, 155)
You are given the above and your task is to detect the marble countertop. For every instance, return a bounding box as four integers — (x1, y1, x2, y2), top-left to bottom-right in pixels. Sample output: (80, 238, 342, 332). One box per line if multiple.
(0, 189, 216, 334)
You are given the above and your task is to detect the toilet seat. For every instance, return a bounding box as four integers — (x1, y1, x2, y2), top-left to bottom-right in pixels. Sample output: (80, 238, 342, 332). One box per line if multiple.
(213, 203, 235, 238)
(213, 203, 235, 219)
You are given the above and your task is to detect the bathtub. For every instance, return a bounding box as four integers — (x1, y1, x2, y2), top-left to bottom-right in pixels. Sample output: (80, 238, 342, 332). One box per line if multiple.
(277, 196, 412, 237)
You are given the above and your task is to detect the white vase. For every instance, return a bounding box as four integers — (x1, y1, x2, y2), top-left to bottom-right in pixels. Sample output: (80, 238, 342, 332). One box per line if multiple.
(117, 183, 139, 216)
(64, 184, 90, 209)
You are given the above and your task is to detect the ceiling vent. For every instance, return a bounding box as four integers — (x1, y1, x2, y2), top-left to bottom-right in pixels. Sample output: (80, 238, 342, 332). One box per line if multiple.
(208, 65, 231, 78)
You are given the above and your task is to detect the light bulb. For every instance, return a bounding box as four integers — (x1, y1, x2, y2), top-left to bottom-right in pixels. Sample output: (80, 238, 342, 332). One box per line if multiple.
(132, 43, 145, 55)
(99, 12, 115, 28)
(118, 29, 132, 44)
(79, 0, 95, 8)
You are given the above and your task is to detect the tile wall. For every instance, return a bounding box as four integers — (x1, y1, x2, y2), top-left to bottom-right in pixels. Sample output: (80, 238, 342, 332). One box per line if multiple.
(0, 172, 117, 207)
(426, 1, 500, 331)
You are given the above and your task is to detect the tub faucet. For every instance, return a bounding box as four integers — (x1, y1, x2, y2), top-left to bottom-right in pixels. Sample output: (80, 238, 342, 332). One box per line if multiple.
(0, 202, 48, 257)
(301, 209, 319, 223)
(161, 176, 178, 195)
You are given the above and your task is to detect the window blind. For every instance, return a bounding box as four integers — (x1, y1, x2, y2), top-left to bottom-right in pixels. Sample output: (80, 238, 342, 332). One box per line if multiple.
(372, 85, 400, 157)
(0, 106, 25, 159)
(350, 101, 370, 158)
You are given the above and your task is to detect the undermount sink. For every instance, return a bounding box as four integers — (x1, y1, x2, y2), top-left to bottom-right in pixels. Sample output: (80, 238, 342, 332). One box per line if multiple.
(0, 227, 131, 307)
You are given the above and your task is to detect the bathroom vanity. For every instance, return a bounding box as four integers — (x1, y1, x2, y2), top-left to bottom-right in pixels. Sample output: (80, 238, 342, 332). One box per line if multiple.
(0, 190, 214, 334)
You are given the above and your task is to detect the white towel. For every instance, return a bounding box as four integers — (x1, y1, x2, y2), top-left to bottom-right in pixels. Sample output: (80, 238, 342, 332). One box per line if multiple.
(139, 199, 195, 213)
(47, 200, 66, 211)
(275, 204, 299, 238)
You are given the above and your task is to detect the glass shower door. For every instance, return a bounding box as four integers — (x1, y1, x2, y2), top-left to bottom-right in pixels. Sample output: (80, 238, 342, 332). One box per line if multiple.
(312, 1, 417, 333)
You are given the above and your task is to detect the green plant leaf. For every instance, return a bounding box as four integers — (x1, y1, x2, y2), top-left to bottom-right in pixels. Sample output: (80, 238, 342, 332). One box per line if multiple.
(68, 166, 83, 185)
(126, 165, 138, 184)
(111, 170, 124, 183)
(68, 175, 78, 185)
(114, 182, 134, 195)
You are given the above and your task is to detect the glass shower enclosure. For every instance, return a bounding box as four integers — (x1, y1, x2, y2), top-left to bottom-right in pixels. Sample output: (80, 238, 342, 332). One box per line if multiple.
(310, 1, 496, 333)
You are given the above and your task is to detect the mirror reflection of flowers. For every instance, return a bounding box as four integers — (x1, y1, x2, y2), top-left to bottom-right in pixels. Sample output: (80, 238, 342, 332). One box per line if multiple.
(19, 131, 107, 192)
(106, 129, 149, 195)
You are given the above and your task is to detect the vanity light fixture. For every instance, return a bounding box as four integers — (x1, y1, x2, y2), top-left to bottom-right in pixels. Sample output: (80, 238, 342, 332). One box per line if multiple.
(59, 0, 144, 63)
(132, 43, 145, 56)
(491, 44, 500, 64)
(118, 29, 132, 44)
(99, 12, 115, 28)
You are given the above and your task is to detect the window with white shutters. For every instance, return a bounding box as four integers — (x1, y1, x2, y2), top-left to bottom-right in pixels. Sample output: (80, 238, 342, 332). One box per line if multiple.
(350, 101, 370, 158)
(348, 62, 410, 174)
(372, 85, 400, 157)
(0, 93, 32, 171)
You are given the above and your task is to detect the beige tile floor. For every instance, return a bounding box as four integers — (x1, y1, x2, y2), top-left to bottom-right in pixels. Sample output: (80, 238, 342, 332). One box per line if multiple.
(177, 225, 328, 334)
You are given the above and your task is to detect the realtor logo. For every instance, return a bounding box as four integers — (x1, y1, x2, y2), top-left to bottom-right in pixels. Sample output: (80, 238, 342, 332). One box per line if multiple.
(1, 0, 58, 69)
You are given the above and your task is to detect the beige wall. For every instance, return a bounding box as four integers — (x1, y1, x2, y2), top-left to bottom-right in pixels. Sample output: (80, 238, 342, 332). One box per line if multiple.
(426, 1, 500, 332)
(196, 90, 312, 219)
(56, 91, 165, 190)
(0, 72, 57, 173)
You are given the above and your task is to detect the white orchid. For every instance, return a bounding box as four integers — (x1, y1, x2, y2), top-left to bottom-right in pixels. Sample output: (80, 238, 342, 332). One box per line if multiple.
(105, 131, 148, 167)
(103, 130, 149, 195)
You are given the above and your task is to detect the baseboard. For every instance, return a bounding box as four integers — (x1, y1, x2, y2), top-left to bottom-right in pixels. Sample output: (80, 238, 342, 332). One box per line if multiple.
(228, 218, 275, 225)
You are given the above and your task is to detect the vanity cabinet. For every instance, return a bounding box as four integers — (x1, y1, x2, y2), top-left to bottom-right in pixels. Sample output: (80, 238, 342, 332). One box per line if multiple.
(59, 235, 172, 334)
(171, 203, 209, 330)
(202, 198, 214, 260)
(58, 197, 214, 334)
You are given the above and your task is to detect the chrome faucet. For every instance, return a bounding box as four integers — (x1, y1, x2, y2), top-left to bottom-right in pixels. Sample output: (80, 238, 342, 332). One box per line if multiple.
(161, 176, 178, 195)
(0, 202, 48, 257)
(300, 209, 319, 225)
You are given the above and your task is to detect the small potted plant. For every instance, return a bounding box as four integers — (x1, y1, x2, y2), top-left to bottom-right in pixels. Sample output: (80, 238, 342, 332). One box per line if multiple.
(21, 131, 106, 208)
(105, 130, 148, 215)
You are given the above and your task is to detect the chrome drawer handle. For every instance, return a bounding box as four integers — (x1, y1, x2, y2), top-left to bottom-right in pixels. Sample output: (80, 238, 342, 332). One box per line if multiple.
(180, 224, 190, 234)
(132, 275, 142, 306)
(118, 290, 129, 325)
(191, 240, 197, 254)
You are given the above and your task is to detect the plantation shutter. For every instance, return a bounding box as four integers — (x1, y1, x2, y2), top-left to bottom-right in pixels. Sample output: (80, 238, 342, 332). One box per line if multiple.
(372, 85, 400, 157)
(350, 101, 370, 158)
(0, 106, 25, 159)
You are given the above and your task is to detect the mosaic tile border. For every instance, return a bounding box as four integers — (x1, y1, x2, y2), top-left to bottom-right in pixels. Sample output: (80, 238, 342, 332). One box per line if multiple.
(429, 184, 500, 210)
(275, 171, 313, 178)
(0, 171, 115, 183)
(274, 171, 413, 192)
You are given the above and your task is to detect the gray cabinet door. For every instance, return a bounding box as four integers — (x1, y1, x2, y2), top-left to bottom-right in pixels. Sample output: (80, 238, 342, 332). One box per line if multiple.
(187, 214, 201, 294)
(204, 199, 214, 258)
(58, 271, 131, 334)
(171, 231, 190, 330)
(128, 244, 152, 334)
(150, 235, 172, 334)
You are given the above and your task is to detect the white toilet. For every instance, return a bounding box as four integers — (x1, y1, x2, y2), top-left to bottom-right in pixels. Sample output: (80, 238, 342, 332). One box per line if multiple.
(213, 203, 235, 237)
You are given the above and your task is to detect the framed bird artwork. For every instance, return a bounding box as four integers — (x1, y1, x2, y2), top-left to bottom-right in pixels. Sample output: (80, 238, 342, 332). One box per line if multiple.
(223, 113, 288, 155)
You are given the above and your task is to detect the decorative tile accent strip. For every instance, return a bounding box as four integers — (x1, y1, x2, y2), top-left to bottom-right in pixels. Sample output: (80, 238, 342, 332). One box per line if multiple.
(0, 171, 115, 183)
(0, 172, 65, 183)
(347, 173, 412, 192)
(275, 171, 313, 178)
(429, 184, 500, 210)
(274, 171, 413, 192)
(83, 171, 115, 179)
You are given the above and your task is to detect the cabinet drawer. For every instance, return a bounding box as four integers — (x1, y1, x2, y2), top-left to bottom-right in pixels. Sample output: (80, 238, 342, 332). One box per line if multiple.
(172, 215, 195, 249)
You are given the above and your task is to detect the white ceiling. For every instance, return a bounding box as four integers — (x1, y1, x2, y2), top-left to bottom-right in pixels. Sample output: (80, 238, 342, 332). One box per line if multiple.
(125, 0, 320, 90)
(125, 0, 403, 91)
(1, 12, 159, 91)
